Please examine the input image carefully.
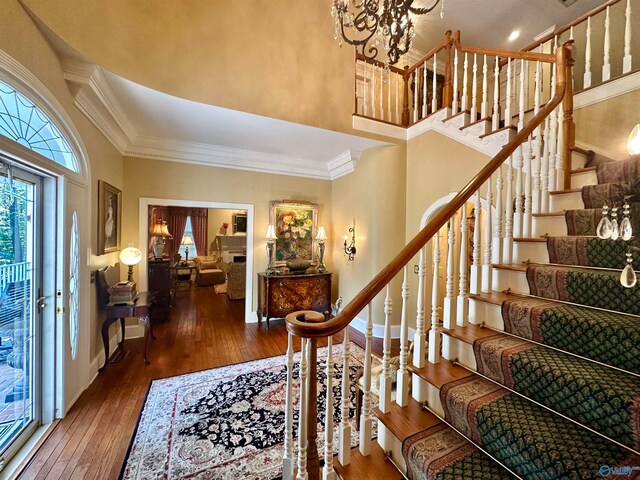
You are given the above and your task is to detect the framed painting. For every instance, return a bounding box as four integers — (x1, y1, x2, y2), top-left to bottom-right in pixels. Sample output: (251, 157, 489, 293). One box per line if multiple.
(98, 180, 122, 255)
(270, 200, 318, 266)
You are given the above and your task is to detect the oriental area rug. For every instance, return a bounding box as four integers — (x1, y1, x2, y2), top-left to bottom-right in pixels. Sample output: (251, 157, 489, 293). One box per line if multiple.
(120, 342, 368, 480)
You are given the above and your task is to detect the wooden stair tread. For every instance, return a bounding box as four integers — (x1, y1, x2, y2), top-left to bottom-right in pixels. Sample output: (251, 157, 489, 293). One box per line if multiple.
(372, 397, 440, 442)
(513, 237, 546, 243)
(492, 262, 527, 271)
(443, 109, 470, 122)
(571, 166, 597, 174)
(408, 359, 473, 389)
(469, 291, 521, 305)
(533, 211, 566, 217)
(334, 442, 402, 479)
(479, 125, 516, 139)
(460, 116, 491, 130)
(571, 145, 591, 156)
(442, 323, 497, 344)
(549, 188, 581, 195)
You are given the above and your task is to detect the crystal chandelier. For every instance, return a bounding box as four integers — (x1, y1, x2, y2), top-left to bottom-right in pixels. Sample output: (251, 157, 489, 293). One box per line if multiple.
(331, 0, 444, 65)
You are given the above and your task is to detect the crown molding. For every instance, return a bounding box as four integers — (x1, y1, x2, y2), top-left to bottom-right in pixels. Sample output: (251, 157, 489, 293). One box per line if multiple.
(327, 149, 361, 179)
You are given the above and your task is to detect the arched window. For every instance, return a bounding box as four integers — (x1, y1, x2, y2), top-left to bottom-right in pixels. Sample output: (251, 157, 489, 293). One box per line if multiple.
(0, 79, 79, 172)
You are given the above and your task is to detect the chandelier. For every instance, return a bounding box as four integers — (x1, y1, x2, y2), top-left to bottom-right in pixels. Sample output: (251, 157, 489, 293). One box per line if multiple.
(331, 0, 444, 65)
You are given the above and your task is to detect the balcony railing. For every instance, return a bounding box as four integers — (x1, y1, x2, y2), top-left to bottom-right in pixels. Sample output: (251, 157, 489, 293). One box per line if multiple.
(0, 262, 30, 296)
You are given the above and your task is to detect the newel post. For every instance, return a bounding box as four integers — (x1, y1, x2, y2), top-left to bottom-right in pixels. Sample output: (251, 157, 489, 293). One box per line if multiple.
(443, 31, 454, 109)
(562, 41, 575, 190)
(402, 66, 410, 127)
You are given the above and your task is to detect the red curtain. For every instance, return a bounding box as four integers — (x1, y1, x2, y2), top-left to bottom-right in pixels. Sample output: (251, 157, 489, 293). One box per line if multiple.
(167, 207, 187, 258)
(190, 209, 208, 257)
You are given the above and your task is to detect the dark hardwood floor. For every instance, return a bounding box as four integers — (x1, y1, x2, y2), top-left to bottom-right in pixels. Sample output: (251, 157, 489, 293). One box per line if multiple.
(17, 284, 395, 479)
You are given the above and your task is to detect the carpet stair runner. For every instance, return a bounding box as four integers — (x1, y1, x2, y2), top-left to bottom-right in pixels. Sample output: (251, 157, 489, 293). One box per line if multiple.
(402, 151, 640, 479)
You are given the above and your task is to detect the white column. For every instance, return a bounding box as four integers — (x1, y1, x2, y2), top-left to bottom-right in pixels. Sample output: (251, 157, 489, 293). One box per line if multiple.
(296, 339, 309, 480)
(457, 204, 469, 326)
(603, 6, 611, 82)
(338, 327, 351, 466)
(503, 154, 514, 263)
(422, 64, 428, 118)
(493, 165, 504, 263)
(432, 53, 438, 113)
(379, 286, 393, 413)
(481, 179, 493, 293)
(359, 304, 373, 456)
(428, 233, 441, 364)
(462, 52, 469, 112)
(624, 0, 633, 73)
(452, 48, 459, 114)
(584, 16, 592, 88)
(492, 55, 500, 131)
(396, 266, 410, 407)
(412, 248, 427, 368)
(470, 190, 482, 294)
(471, 53, 478, 120)
(443, 216, 456, 329)
(322, 336, 336, 480)
(283, 334, 295, 480)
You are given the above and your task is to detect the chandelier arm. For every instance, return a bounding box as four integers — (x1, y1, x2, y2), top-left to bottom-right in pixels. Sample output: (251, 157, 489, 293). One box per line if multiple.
(408, 0, 441, 15)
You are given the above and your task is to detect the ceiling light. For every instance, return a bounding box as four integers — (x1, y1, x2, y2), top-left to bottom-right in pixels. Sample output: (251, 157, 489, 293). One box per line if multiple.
(508, 30, 521, 42)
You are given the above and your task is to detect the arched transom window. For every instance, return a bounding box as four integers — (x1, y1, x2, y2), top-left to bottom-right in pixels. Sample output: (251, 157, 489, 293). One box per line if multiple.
(0, 79, 79, 172)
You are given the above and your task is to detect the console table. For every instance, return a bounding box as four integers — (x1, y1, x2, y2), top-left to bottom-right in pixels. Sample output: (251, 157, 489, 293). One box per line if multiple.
(257, 272, 332, 329)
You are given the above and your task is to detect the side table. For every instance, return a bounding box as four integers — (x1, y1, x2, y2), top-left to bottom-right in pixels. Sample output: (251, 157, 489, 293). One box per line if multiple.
(100, 292, 155, 372)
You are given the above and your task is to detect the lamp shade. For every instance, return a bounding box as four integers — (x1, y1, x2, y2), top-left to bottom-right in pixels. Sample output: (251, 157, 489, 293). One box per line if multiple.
(628, 124, 640, 155)
(265, 224, 277, 240)
(150, 221, 172, 238)
(316, 226, 327, 241)
(120, 243, 142, 266)
(181, 234, 194, 246)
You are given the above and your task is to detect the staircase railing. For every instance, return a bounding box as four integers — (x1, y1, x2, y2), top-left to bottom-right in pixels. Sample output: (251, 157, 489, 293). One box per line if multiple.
(282, 39, 573, 480)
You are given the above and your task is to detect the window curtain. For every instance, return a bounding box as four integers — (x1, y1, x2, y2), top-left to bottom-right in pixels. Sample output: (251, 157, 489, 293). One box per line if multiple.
(167, 207, 188, 258)
(190, 209, 208, 258)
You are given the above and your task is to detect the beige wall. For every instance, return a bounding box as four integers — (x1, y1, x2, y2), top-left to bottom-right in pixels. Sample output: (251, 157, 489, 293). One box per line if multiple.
(0, 1, 124, 396)
(330, 145, 407, 327)
(121, 157, 333, 313)
(206, 208, 245, 256)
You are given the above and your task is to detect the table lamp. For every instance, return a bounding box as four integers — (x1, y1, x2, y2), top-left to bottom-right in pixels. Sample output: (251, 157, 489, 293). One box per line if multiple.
(150, 221, 172, 259)
(120, 243, 142, 282)
(316, 226, 327, 273)
(181, 234, 194, 263)
(265, 225, 277, 275)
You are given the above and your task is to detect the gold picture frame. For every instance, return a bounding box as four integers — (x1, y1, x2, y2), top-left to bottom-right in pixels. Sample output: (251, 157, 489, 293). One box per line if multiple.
(269, 200, 318, 266)
(98, 180, 122, 255)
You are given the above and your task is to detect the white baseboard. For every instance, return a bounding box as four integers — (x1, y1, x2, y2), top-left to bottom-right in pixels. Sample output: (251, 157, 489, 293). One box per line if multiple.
(350, 316, 416, 340)
(88, 324, 145, 385)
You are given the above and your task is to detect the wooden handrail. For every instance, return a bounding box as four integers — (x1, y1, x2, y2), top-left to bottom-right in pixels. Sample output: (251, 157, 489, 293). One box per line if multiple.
(288, 42, 572, 339)
(453, 34, 557, 64)
(520, 0, 622, 53)
(355, 52, 406, 75)
(406, 31, 453, 75)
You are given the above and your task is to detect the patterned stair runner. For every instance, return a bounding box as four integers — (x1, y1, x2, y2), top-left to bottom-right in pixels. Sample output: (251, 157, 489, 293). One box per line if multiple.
(402, 423, 516, 480)
(440, 376, 640, 479)
(473, 333, 640, 449)
(546, 236, 640, 269)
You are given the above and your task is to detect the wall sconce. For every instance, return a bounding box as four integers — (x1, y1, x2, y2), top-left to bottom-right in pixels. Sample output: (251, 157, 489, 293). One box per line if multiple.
(343, 220, 356, 261)
(316, 226, 327, 273)
(628, 124, 640, 155)
(265, 224, 277, 276)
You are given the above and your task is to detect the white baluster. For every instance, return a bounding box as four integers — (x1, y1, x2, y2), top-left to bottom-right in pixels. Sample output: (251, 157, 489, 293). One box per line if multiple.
(532, 61, 542, 215)
(363, 62, 368, 117)
(338, 327, 351, 466)
(432, 52, 438, 113)
(457, 204, 469, 326)
(322, 336, 336, 480)
(584, 16, 592, 88)
(523, 137, 533, 237)
(541, 115, 551, 213)
(283, 334, 295, 480)
(428, 233, 441, 364)
(395, 74, 400, 124)
(492, 56, 500, 131)
(387, 68, 392, 122)
(493, 165, 504, 263)
(422, 64, 428, 118)
(624, 0, 633, 73)
(513, 60, 526, 239)
(462, 52, 469, 112)
(452, 48, 459, 114)
(503, 154, 514, 263)
(413, 248, 427, 369)
(413, 71, 418, 124)
(471, 53, 478, 120)
(443, 216, 456, 329)
(603, 6, 611, 82)
(481, 54, 488, 119)
(379, 66, 384, 121)
(379, 286, 393, 413)
(396, 267, 410, 407)
(470, 190, 481, 294)
(481, 179, 493, 293)
(359, 304, 372, 456)
(556, 106, 564, 191)
(296, 339, 309, 480)
(371, 64, 376, 119)
(548, 37, 559, 193)
(517, 60, 525, 131)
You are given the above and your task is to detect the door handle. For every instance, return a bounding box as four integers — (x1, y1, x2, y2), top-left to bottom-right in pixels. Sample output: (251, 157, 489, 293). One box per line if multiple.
(37, 288, 47, 313)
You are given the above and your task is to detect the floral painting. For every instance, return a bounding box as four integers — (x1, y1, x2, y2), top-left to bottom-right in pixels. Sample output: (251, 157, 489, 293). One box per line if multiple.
(270, 201, 318, 265)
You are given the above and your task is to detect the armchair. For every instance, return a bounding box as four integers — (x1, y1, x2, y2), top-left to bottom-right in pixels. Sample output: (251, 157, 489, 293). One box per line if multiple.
(224, 262, 246, 300)
(193, 256, 226, 286)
